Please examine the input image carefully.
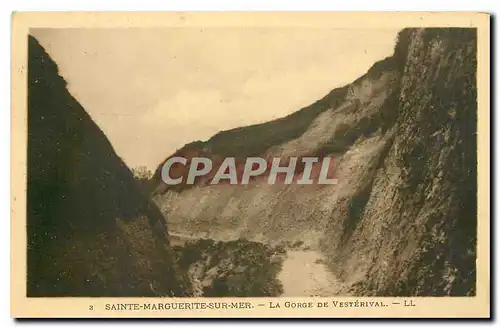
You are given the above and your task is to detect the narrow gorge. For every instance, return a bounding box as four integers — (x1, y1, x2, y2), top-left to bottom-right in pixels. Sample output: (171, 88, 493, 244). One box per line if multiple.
(27, 27, 477, 297)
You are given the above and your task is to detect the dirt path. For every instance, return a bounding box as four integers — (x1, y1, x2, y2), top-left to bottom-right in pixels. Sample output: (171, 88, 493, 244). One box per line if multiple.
(278, 250, 342, 297)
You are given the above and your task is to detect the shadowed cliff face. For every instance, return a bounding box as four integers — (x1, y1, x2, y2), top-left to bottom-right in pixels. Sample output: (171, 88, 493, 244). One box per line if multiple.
(326, 28, 477, 296)
(27, 36, 189, 297)
(152, 28, 477, 296)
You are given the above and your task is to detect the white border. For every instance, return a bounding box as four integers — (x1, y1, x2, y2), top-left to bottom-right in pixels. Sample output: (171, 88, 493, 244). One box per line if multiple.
(3, 1, 496, 328)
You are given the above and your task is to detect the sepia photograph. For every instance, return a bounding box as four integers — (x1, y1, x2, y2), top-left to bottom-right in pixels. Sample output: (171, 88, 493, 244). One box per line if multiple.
(11, 12, 490, 318)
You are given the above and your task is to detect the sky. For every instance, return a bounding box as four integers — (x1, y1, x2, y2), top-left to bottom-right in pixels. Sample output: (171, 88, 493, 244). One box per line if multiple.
(32, 27, 399, 170)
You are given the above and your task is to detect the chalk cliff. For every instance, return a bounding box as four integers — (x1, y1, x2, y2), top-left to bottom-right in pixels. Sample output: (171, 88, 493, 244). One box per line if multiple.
(152, 28, 477, 296)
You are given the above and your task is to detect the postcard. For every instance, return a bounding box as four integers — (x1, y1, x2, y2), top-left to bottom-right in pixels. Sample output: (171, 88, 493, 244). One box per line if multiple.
(11, 11, 490, 318)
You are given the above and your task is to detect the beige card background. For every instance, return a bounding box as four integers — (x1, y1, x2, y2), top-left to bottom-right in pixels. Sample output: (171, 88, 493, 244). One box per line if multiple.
(11, 12, 490, 318)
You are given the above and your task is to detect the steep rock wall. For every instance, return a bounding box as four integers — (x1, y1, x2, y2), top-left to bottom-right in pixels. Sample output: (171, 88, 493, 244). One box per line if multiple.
(27, 36, 188, 296)
(323, 28, 477, 296)
(151, 28, 477, 296)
